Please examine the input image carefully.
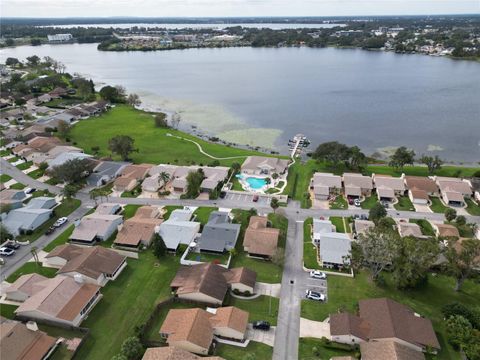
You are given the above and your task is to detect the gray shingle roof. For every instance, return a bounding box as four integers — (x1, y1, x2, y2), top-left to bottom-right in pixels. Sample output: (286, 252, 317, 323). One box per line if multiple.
(197, 212, 240, 253)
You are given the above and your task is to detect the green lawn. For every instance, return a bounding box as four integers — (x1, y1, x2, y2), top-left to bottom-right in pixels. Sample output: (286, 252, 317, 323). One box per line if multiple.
(28, 168, 45, 179)
(6, 262, 58, 283)
(0, 174, 12, 182)
(162, 205, 184, 219)
(410, 219, 435, 236)
(361, 194, 378, 209)
(227, 295, 279, 326)
(8, 156, 19, 163)
(303, 218, 319, 269)
(120, 184, 142, 198)
(43, 225, 75, 252)
(0, 149, 11, 156)
(330, 217, 346, 233)
(430, 197, 448, 213)
(465, 198, 480, 216)
(16, 161, 33, 170)
(0, 304, 18, 319)
(123, 204, 142, 219)
(216, 341, 273, 360)
(329, 195, 347, 210)
(75, 252, 181, 360)
(185, 250, 230, 265)
(69, 105, 267, 167)
(394, 196, 415, 211)
(231, 175, 245, 191)
(300, 271, 480, 360)
(299, 338, 356, 360)
(16, 198, 81, 243)
(193, 207, 218, 224)
(9, 182, 26, 190)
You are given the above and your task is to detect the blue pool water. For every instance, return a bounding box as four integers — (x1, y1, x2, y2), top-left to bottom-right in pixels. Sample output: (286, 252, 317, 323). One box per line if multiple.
(236, 174, 267, 189)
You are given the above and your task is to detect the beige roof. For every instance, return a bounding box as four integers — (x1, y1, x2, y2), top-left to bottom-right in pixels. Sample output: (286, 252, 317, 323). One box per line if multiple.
(119, 164, 153, 180)
(405, 176, 439, 194)
(354, 220, 374, 236)
(398, 223, 423, 238)
(210, 306, 249, 334)
(243, 216, 279, 257)
(409, 189, 429, 200)
(160, 308, 214, 351)
(442, 190, 464, 203)
(360, 341, 425, 360)
(377, 186, 395, 199)
(435, 223, 460, 238)
(26, 136, 62, 153)
(312, 173, 342, 194)
(343, 173, 373, 190)
(114, 206, 162, 247)
(0, 319, 57, 360)
(6, 274, 49, 298)
(436, 178, 472, 195)
(241, 156, 289, 173)
(374, 175, 405, 191)
(69, 214, 122, 242)
(142, 347, 224, 360)
(46, 244, 126, 280)
(15, 276, 100, 322)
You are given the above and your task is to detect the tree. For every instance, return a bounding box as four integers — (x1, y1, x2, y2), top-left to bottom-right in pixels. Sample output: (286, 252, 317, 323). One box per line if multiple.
(154, 113, 168, 128)
(26, 55, 40, 66)
(108, 135, 135, 161)
(184, 169, 205, 198)
(312, 141, 350, 168)
(120, 336, 143, 360)
(270, 197, 280, 213)
(72, 77, 95, 100)
(420, 155, 444, 175)
(231, 162, 241, 174)
(38, 162, 48, 172)
(444, 238, 480, 291)
(50, 158, 92, 184)
(99, 85, 125, 103)
(347, 146, 367, 170)
(152, 234, 167, 258)
(5, 57, 20, 67)
(456, 215, 467, 226)
(368, 202, 387, 224)
(127, 93, 141, 107)
(171, 113, 181, 129)
(0, 224, 13, 242)
(57, 120, 71, 138)
(392, 236, 439, 289)
(446, 315, 473, 350)
(389, 146, 415, 170)
(62, 184, 78, 199)
(158, 171, 170, 189)
(357, 226, 400, 280)
(30, 246, 40, 264)
(442, 302, 480, 330)
(445, 208, 457, 222)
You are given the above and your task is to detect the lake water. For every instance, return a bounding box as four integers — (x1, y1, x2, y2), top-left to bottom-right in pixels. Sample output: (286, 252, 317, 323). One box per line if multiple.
(1, 43, 479, 162)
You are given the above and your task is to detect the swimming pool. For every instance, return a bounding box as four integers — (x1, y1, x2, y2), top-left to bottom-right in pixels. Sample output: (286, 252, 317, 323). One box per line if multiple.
(236, 174, 267, 190)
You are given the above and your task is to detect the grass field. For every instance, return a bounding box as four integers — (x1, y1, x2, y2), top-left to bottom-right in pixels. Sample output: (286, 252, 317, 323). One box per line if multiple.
(216, 341, 273, 360)
(69, 105, 267, 167)
(410, 219, 435, 236)
(0, 304, 18, 319)
(394, 196, 415, 211)
(9, 182, 26, 189)
(430, 197, 448, 213)
(193, 206, 218, 224)
(6, 262, 58, 283)
(303, 218, 319, 270)
(330, 217, 346, 233)
(300, 271, 480, 360)
(361, 194, 378, 209)
(299, 338, 356, 360)
(122, 204, 142, 219)
(28, 168, 46, 179)
(0, 174, 12, 182)
(227, 294, 280, 326)
(43, 225, 75, 252)
(16, 161, 33, 170)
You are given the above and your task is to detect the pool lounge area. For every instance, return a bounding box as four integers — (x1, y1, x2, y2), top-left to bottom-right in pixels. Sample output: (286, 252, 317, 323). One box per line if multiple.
(235, 173, 286, 193)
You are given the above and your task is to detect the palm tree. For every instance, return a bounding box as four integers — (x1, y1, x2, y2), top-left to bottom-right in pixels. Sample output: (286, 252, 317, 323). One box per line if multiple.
(30, 246, 39, 264)
(158, 171, 171, 190)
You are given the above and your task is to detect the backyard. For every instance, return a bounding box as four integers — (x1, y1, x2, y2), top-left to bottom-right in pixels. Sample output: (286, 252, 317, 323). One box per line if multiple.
(300, 270, 480, 360)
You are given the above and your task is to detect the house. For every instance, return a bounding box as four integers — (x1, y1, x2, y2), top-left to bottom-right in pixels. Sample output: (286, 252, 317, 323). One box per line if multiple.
(31, 145, 83, 165)
(69, 213, 123, 245)
(114, 206, 163, 249)
(12, 275, 101, 327)
(310, 173, 342, 200)
(13, 136, 62, 159)
(360, 341, 425, 360)
(44, 244, 127, 286)
(48, 87, 68, 99)
(404, 176, 439, 205)
(353, 220, 375, 238)
(51, 112, 76, 124)
(0, 189, 26, 210)
(343, 173, 373, 198)
(330, 298, 440, 353)
(435, 177, 472, 207)
(196, 212, 240, 253)
(157, 209, 200, 251)
(241, 156, 289, 176)
(243, 216, 279, 259)
(312, 219, 335, 244)
(433, 223, 460, 238)
(2, 197, 56, 236)
(373, 175, 406, 202)
(170, 263, 256, 305)
(0, 318, 59, 360)
(398, 223, 424, 238)
(46, 152, 92, 168)
(318, 232, 352, 269)
(5, 274, 50, 302)
(159, 306, 248, 355)
(87, 161, 129, 187)
(113, 164, 152, 192)
(95, 203, 122, 215)
(142, 347, 224, 360)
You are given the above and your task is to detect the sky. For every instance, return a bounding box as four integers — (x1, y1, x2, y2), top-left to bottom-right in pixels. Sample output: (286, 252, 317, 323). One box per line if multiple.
(1, 0, 479, 18)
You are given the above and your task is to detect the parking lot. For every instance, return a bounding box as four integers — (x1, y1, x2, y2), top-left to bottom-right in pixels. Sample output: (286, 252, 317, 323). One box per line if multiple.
(224, 192, 272, 206)
(298, 270, 328, 302)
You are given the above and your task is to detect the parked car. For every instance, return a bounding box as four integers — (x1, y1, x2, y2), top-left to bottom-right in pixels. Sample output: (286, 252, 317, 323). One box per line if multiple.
(24, 187, 36, 194)
(306, 290, 326, 302)
(253, 321, 271, 331)
(348, 198, 354, 205)
(45, 227, 56, 235)
(53, 217, 68, 228)
(0, 247, 15, 256)
(360, 214, 368, 220)
(4, 241, 20, 250)
(309, 270, 327, 280)
(219, 191, 226, 199)
(354, 199, 361, 207)
(252, 195, 259, 202)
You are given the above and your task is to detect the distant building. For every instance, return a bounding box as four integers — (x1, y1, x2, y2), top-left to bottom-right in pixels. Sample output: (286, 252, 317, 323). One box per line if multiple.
(47, 34, 73, 42)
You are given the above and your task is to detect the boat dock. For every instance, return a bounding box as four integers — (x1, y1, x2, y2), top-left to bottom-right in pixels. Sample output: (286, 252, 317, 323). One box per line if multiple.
(288, 133, 310, 158)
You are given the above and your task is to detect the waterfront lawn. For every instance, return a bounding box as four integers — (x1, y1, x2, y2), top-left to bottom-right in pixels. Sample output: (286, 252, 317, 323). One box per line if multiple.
(226, 295, 279, 326)
(300, 270, 480, 360)
(69, 105, 266, 167)
(0, 174, 12, 182)
(299, 338, 356, 360)
(0, 304, 18, 319)
(393, 196, 415, 211)
(43, 225, 75, 252)
(329, 195, 347, 210)
(465, 198, 480, 216)
(430, 197, 448, 213)
(122, 204, 142, 219)
(9, 182, 26, 190)
(6, 262, 58, 283)
(361, 194, 378, 209)
(410, 219, 435, 236)
(330, 217, 346, 233)
(193, 206, 218, 224)
(75, 252, 181, 360)
(215, 341, 273, 360)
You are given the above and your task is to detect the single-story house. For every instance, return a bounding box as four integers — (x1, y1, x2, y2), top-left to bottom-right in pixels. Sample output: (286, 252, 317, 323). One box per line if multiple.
(343, 173, 373, 198)
(397, 222, 424, 238)
(114, 206, 163, 249)
(0, 189, 26, 210)
(5, 274, 51, 302)
(243, 216, 279, 259)
(87, 161, 129, 187)
(113, 164, 152, 192)
(46, 152, 92, 168)
(433, 223, 460, 238)
(157, 209, 200, 251)
(69, 213, 123, 245)
(310, 173, 342, 200)
(170, 263, 256, 305)
(330, 298, 440, 353)
(312, 219, 335, 244)
(51, 112, 76, 123)
(196, 211, 240, 254)
(31, 145, 83, 165)
(353, 219, 375, 238)
(0, 318, 59, 360)
(404, 176, 439, 205)
(95, 203, 122, 215)
(318, 232, 352, 268)
(360, 341, 425, 360)
(12, 275, 102, 327)
(373, 174, 406, 201)
(241, 156, 289, 176)
(435, 177, 472, 207)
(142, 347, 224, 360)
(44, 244, 126, 286)
(2, 197, 56, 236)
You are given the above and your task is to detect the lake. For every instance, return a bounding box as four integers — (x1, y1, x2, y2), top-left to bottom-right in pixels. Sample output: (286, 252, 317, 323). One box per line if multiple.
(1, 43, 479, 162)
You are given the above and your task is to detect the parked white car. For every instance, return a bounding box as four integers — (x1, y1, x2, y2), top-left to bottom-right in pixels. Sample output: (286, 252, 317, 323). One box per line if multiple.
(309, 270, 327, 280)
(0, 247, 15, 256)
(53, 217, 68, 228)
(305, 290, 326, 302)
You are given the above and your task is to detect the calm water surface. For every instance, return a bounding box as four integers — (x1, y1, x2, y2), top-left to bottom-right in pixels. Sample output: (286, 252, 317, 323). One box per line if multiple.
(1, 44, 479, 162)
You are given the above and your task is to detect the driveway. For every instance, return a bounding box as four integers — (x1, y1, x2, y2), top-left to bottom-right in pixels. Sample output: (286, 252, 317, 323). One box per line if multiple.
(247, 324, 276, 347)
(299, 318, 331, 338)
(255, 282, 281, 298)
(414, 203, 432, 213)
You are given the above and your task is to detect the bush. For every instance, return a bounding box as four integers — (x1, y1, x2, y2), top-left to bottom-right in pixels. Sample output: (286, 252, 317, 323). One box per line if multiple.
(154, 113, 168, 128)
